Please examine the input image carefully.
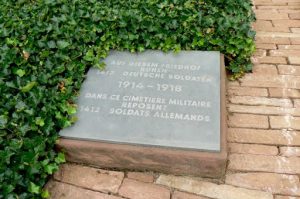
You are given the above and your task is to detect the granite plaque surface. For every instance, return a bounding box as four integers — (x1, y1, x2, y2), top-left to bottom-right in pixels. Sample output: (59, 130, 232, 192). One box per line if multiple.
(60, 51, 221, 151)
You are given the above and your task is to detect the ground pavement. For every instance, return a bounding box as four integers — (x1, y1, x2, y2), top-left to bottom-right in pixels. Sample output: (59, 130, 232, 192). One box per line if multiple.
(46, 0, 300, 198)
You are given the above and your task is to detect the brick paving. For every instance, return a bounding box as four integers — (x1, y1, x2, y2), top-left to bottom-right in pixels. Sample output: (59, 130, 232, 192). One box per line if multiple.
(47, 0, 300, 198)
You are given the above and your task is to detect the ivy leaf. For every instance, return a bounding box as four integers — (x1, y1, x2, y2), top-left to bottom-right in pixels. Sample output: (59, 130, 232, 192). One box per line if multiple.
(16, 69, 26, 77)
(57, 40, 70, 49)
(44, 163, 58, 174)
(28, 182, 40, 194)
(21, 82, 37, 92)
(35, 117, 45, 127)
(0, 115, 8, 128)
(41, 190, 50, 198)
(47, 41, 56, 49)
(67, 106, 77, 115)
(83, 49, 95, 61)
(55, 152, 66, 164)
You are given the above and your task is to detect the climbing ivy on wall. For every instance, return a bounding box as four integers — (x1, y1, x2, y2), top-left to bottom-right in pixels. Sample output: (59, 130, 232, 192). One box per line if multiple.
(0, 0, 255, 198)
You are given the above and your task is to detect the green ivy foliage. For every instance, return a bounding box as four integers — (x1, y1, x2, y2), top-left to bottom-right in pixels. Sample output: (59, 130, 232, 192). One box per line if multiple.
(0, 0, 255, 198)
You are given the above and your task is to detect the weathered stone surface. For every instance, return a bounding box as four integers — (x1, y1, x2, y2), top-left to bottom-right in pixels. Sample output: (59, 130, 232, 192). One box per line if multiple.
(228, 143, 278, 155)
(225, 173, 300, 196)
(127, 172, 154, 183)
(228, 154, 300, 174)
(54, 164, 124, 193)
(172, 191, 210, 199)
(45, 180, 123, 199)
(156, 175, 273, 199)
(228, 128, 300, 146)
(280, 147, 300, 157)
(119, 178, 170, 199)
(228, 113, 269, 129)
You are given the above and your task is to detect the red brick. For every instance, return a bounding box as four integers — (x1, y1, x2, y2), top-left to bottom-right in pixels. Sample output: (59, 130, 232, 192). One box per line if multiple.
(275, 196, 300, 199)
(226, 173, 300, 196)
(227, 87, 268, 97)
(253, 20, 273, 29)
(227, 80, 240, 87)
(119, 179, 170, 199)
(269, 88, 300, 98)
(255, 36, 290, 44)
(254, 0, 285, 6)
(157, 175, 273, 199)
(280, 147, 300, 157)
(291, 38, 300, 45)
(228, 104, 292, 115)
(291, 28, 300, 33)
(228, 113, 269, 129)
(54, 164, 124, 193)
(273, 19, 300, 28)
(255, 10, 289, 19)
(46, 180, 123, 199)
(273, 0, 300, 3)
(257, 31, 300, 38)
(289, 2, 300, 5)
(127, 172, 154, 183)
(253, 49, 267, 57)
(256, 43, 277, 49)
(253, 21, 290, 32)
(229, 96, 293, 107)
(228, 143, 278, 155)
(172, 191, 209, 199)
(227, 128, 300, 146)
(279, 9, 300, 14)
(228, 154, 300, 174)
(295, 99, 300, 107)
(240, 74, 300, 89)
(253, 64, 278, 74)
(278, 65, 300, 75)
(257, 6, 300, 10)
(278, 45, 300, 50)
(270, 50, 300, 57)
(290, 13, 300, 19)
(289, 57, 300, 65)
(252, 56, 287, 64)
(228, 104, 300, 116)
(270, 116, 300, 130)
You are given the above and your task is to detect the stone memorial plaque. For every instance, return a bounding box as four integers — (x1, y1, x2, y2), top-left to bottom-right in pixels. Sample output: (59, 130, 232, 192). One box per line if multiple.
(60, 50, 223, 152)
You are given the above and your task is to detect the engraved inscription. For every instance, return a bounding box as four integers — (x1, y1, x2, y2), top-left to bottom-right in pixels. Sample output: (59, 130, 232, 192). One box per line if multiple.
(60, 51, 221, 151)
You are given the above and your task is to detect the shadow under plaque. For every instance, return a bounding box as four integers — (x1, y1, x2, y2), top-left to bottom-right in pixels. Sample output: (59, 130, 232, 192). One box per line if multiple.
(58, 50, 227, 178)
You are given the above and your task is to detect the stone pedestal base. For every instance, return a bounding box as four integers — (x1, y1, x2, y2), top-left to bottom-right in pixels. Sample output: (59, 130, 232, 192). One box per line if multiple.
(57, 138, 227, 178)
